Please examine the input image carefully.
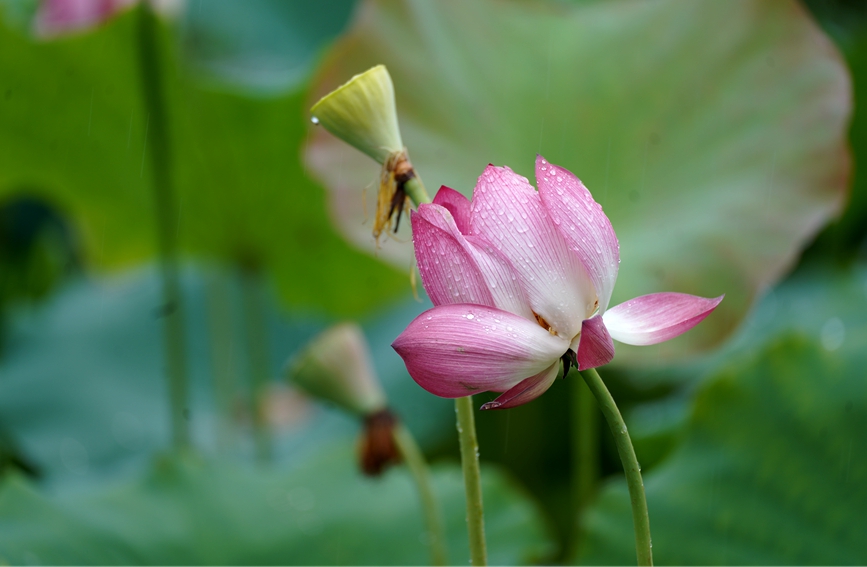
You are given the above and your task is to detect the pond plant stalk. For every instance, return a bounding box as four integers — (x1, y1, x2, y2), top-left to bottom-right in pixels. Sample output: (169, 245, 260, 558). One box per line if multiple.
(571, 375, 599, 553)
(239, 262, 273, 463)
(399, 172, 488, 566)
(580, 367, 652, 566)
(310, 65, 488, 565)
(135, 3, 190, 450)
(288, 322, 449, 566)
(392, 423, 449, 566)
(401, 179, 488, 567)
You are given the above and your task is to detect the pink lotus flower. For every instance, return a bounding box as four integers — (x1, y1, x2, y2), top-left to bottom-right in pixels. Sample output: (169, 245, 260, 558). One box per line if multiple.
(392, 156, 723, 410)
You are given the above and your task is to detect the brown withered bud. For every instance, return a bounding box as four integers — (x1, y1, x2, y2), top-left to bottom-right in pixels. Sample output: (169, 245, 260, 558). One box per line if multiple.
(359, 408, 402, 476)
(374, 149, 415, 239)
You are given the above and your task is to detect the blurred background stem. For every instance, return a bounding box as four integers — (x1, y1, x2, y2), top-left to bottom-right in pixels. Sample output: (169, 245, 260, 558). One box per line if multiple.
(580, 367, 652, 566)
(570, 375, 599, 553)
(204, 270, 236, 453)
(392, 423, 449, 566)
(239, 263, 272, 463)
(135, 3, 189, 451)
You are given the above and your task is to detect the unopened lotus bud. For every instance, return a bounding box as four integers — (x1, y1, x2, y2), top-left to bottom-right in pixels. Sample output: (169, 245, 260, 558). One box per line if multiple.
(311, 65, 403, 164)
(287, 323, 386, 416)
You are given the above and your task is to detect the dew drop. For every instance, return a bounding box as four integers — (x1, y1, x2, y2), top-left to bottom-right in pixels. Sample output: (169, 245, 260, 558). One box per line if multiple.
(311, 116, 320, 125)
(466, 313, 475, 320)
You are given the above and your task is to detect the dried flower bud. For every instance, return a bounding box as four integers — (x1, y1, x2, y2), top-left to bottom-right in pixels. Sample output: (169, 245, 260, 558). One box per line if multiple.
(359, 408, 401, 476)
(310, 65, 403, 164)
(287, 322, 387, 416)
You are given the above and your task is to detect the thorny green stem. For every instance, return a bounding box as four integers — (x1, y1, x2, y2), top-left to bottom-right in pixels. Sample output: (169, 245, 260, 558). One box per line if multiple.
(456, 396, 488, 566)
(570, 375, 599, 553)
(136, 4, 189, 450)
(580, 367, 653, 566)
(392, 424, 449, 566)
(404, 173, 488, 564)
(240, 265, 273, 463)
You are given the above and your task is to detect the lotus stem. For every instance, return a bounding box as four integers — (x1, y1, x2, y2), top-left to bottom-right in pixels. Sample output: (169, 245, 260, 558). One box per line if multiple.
(135, 3, 189, 450)
(580, 367, 652, 566)
(403, 173, 489, 565)
(455, 396, 487, 565)
(402, 175, 429, 211)
(239, 264, 272, 463)
(392, 424, 449, 566)
(204, 270, 236, 453)
(570, 375, 599, 553)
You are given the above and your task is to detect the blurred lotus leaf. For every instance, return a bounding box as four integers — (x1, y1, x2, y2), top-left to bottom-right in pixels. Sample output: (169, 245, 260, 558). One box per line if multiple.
(0, 444, 555, 565)
(0, 8, 405, 318)
(307, 0, 851, 362)
(575, 262, 867, 565)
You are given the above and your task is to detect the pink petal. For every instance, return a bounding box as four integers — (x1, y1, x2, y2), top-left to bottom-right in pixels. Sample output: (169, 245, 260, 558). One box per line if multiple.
(432, 186, 472, 235)
(479, 363, 559, 410)
(603, 293, 724, 346)
(34, 0, 135, 38)
(414, 204, 534, 318)
(469, 164, 596, 339)
(536, 155, 620, 313)
(575, 315, 615, 370)
(412, 207, 495, 308)
(392, 304, 569, 398)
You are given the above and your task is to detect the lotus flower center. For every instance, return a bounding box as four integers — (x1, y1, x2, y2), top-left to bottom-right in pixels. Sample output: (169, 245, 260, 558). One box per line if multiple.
(532, 311, 558, 336)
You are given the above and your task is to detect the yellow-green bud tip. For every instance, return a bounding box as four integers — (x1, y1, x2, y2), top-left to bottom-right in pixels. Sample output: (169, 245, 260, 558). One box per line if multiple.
(286, 322, 387, 416)
(310, 65, 404, 164)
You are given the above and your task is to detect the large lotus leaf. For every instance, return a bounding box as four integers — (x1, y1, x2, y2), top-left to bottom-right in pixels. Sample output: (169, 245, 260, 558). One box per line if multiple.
(0, 444, 554, 565)
(306, 0, 851, 362)
(0, 266, 451, 488)
(0, 9, 405, 317)
(574, 264, 867, 565)
(179, 0, 357, 94)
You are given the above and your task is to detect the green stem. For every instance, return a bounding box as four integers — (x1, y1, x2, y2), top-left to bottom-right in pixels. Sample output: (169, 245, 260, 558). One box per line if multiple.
(580, 368, 652, 566)
(455, 396, 487, 566)
(404, 175, 430, 207)
(392, 424, 449, 566)
(404, 170, 486, 564)
(204, 269, 236, 453)
(570, 375, 599, 552)
(136, 4, 189, 450)
(239, 265, 272, 463)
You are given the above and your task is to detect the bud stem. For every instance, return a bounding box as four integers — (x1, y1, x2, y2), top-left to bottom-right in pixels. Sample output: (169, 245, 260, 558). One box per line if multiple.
(402, 175, 430, 210)
(392, 424, 449, 566)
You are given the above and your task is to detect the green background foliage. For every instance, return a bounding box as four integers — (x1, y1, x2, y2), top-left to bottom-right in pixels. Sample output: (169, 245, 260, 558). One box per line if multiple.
(0, 0, 863, 564)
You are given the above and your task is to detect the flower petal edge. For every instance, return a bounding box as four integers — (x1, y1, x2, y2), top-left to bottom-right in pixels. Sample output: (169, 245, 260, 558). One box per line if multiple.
(603, 292, 724, 346)
(392, 304, 568, 398)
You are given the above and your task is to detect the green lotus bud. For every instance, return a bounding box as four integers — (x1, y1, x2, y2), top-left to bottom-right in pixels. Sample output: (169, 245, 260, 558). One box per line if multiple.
(311, 65, 404, 165)
(287, 323, 387, 416)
